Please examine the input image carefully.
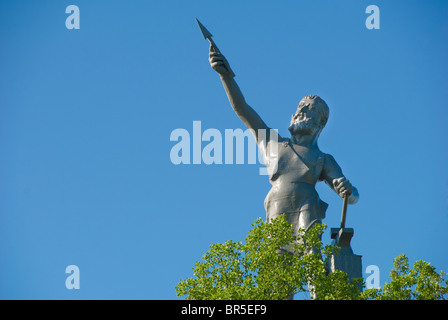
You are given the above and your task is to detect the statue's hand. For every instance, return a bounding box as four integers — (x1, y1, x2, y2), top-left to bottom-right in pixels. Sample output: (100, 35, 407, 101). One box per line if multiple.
(333, 177, 354, 198)
(209, 45, 231, 76)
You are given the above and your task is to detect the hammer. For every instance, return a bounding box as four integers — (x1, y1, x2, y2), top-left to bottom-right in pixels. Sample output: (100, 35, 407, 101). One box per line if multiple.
(340, 193, 349, 229)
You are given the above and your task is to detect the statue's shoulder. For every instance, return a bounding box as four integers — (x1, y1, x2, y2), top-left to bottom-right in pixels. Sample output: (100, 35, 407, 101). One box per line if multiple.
(321, 152, 341, 169)
(264, 130, 286, 144)
(322, 151, 332, 159)
(275, 136, 293, 148)
(323, 152, 337, 160)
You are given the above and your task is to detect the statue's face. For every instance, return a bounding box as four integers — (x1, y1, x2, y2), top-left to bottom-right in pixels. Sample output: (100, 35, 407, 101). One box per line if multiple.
(289, 99, 323, 135)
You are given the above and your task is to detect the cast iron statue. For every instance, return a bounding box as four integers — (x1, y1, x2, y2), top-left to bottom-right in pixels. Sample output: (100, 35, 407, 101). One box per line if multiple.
(198, 20, 359, 234)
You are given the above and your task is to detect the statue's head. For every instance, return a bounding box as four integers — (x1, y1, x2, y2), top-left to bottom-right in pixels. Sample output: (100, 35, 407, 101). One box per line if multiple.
(288, 95, 329, 136)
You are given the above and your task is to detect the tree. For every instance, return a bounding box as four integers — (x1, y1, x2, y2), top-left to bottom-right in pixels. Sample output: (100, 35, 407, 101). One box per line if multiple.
(176, 216, 447, 300)
(175, 215, 363, 300)
(362, 254, 447, 300)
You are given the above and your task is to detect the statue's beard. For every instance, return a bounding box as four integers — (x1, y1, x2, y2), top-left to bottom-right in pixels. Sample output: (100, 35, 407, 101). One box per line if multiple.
(288, 120, 318, 135)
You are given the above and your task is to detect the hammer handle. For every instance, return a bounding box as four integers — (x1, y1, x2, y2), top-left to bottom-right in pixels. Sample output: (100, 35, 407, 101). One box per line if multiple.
(340, 193, 349, 229)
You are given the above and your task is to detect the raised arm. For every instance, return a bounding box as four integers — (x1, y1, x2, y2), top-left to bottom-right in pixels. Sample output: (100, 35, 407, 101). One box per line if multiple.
(209, 45, 269, 139)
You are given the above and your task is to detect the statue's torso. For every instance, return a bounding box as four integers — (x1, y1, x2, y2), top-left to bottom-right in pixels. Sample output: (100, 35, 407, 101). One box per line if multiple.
(270, 139, 324, 186)
(263, 138, 328, 230)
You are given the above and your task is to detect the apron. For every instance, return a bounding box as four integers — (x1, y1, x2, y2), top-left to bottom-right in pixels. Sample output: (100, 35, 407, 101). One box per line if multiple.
(264, 138, 328, 232)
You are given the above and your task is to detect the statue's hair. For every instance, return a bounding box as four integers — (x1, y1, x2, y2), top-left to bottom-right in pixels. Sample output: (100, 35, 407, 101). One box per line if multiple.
(298, 95, 329, 128)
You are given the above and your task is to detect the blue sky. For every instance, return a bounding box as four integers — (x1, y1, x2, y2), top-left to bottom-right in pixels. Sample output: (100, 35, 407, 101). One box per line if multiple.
(0, 0, 447, 299)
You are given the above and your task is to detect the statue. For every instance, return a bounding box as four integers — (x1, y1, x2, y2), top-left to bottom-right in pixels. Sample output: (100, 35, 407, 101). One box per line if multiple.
(197, 19, 359, 235)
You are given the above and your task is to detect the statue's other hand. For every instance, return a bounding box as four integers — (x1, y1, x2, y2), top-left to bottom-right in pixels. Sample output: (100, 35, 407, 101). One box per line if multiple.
(209, 45, 230, 75)
(333, 177, 353, 198)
